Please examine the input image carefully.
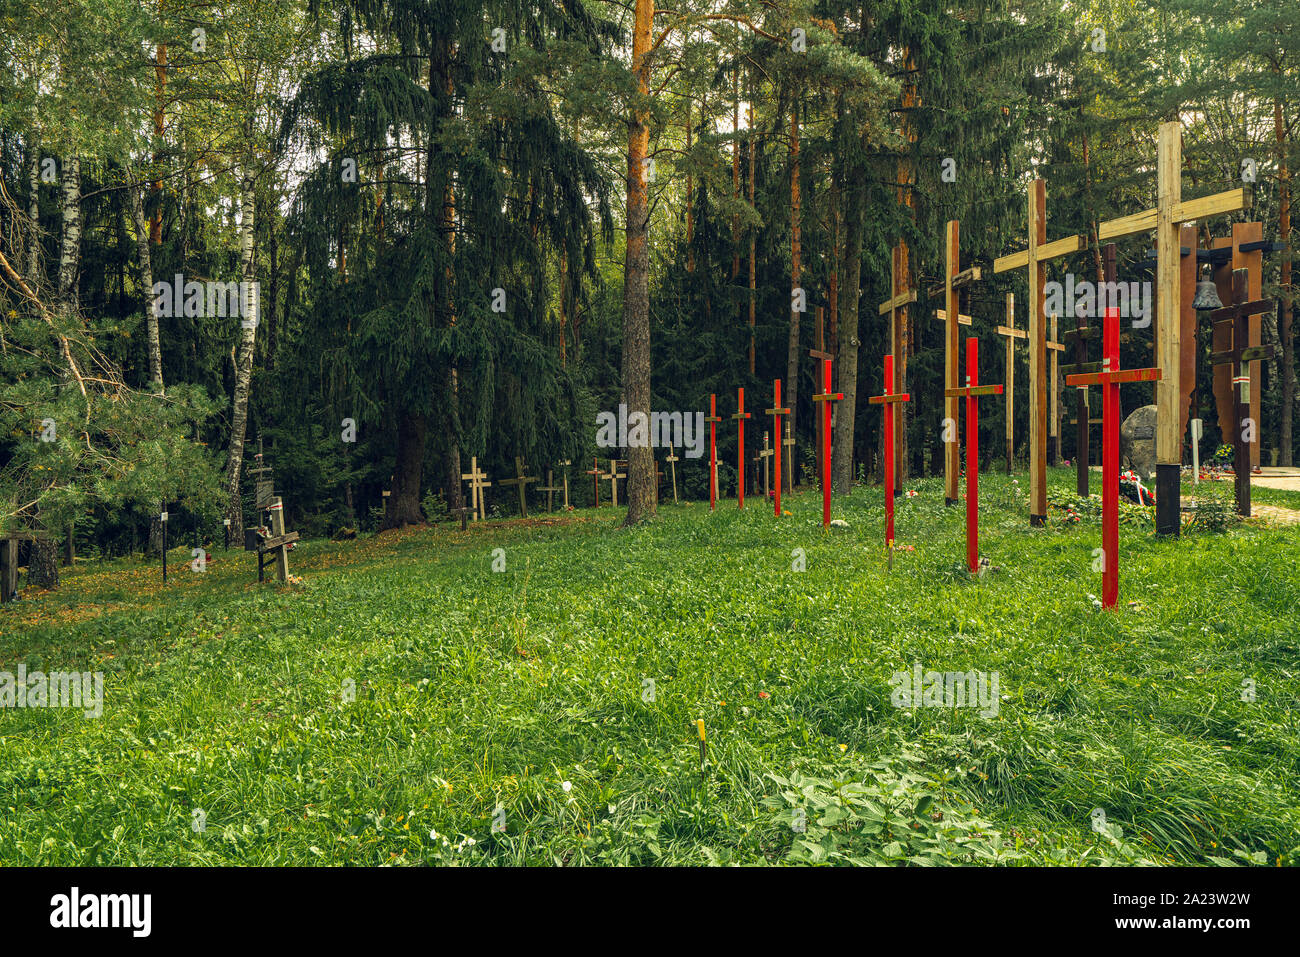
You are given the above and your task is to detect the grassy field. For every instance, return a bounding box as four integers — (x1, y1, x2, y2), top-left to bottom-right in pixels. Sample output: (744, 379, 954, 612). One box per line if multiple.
(2, 467, 1299, 866)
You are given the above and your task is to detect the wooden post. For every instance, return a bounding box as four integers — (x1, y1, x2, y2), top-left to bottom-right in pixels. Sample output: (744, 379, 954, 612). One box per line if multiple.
(994, 180, 1085, 526)
(1067, 306, 1161, 608)
(538, 469, 562, 513)
(868, 356, 911, 554)
(996, 293, 1026, 474)
(1047, 314, 1065, 465)
(1096, 120, 1247, 534)
(766, 379, 790, 516)
(731, 388, 751, 508)
(811, 359, 843, 527)
(561, 460, 571, 509)
(1209, 269, 1273, 516)
(945, 338, 1003, 572)
(782, 422, 795, 493)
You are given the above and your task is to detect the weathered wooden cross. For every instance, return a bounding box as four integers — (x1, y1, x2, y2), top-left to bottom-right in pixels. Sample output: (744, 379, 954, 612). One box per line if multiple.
(782, 422, 795, 492)
(1096, 120, 1247, 534)
(758, 432, 774, 499)
(585, 458, 602, 507)
(868, 355, 910, 554)
(811, 358, 843, 528)
(944, 338, 1003, 573)
(934, 221, 982, 506)
(560, 459, 571, 509)
(1047, 314, 1066, 465)
(1066, 305, 1161, 609)
(1209, 269, 1273, 517)
(996, 293, 1026, 474)
(499, 456, 538, 517)
(878, 244, 917, 490)
(706, 394, 721, 510)
(766, 379, 790, 516)
(460, 456, 492, 521)
(731, 388, 751, 508)
(664, 444, 680, 504)
(994, 180, 1085, 525)
(604, 458, 626, 507)
(808, 307, 833, 484)
(538, 468, 562, 513)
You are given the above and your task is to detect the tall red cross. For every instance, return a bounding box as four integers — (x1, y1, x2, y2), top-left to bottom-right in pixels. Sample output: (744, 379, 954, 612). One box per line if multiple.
(731, 388, 752, 508)
(1065, 306, 1161, 608)
(766, 379, 790, 517)
(706, 394, 721, 511)
(868, 355, 911, 551)
(943, 338, 1004, 573)
(811, 358, 843, 528)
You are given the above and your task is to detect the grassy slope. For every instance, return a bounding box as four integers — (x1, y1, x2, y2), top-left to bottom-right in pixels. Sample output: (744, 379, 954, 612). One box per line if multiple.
(2, 468, 1298, 866)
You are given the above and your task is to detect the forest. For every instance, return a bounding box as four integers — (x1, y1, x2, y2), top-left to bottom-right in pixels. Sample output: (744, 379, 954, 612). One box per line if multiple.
(1, 0, 1295, 580)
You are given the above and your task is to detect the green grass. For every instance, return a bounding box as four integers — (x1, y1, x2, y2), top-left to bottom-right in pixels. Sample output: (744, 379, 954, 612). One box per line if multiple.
(2, 467, 1298, 866)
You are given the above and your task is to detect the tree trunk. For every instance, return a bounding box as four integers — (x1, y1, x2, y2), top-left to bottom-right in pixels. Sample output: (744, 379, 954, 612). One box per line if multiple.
(444, 368, 464, 513)
(129, 182, 163, 391)
(785, 104, 802, 488)
(26, 149, 39, 283)
(833, 168, 865, 494)
(222, 172, 258, 534)
(748, 88, 756, 376)
(28, 539, 59, 591)
(621, 0, 656, 526)
(57, 157, 81, 303)
(1277, 97, 1293, 466)
(384, 411, 427, 528)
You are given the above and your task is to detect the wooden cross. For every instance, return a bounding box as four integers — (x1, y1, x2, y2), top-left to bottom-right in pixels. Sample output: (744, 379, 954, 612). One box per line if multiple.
(1047, 314, 1066, 465)
(782, 421, 795, 493)
(878, 243, 917, 490)
(1209, 268, 1274, 517)
(1059, 243, 1113, 496)
(460, 456, 492, 521)
(560, 459, 571, 509)
(1096, 120, 1247, 534)
(499, 456, 539, 517)
(731, 388, 751, 508)
(257, 497, 297, 583)
(766, 379, 790, 516)
(868, 355, 911, 552)
(935, 307, 972, 326)
(585, 458, 602, 508)
(933, 222, 983, 505)
(994, 180, 1085, 525)
(664, 444, 680, 504)
(809, 307, 833, 482)
(706, 394, 721, 510)
(996, 293, 1027, 474)
(1066, 305, 1162, 609)
(249, 436, 275, 511)
(811, 358, 843, 528)
(758, 431, 774, 499)
(604, 458, 626, 507)
(1210, 223, 1269, 469)
(538, 468, 562, 513)
(944, 338, 1004, 573)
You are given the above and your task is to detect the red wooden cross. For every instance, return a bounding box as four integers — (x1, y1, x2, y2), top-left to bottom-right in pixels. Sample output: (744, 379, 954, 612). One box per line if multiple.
(1066, 306, 1161, 608)
(706, 394, 721, 511)
(868, 355, 911, 551)
(766, 379, 790, 517)
(944, 338, 1004, 573)
(731, 387, 752, 508)
(811, 358, 843, 528)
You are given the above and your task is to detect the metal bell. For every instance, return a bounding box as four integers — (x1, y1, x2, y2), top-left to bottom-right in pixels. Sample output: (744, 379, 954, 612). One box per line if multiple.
(1191, 279, 1223, 311)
